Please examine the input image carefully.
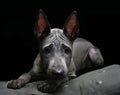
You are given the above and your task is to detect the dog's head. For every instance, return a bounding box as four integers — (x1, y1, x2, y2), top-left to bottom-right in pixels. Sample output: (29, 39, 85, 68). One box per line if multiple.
(34, 9, 79, 79)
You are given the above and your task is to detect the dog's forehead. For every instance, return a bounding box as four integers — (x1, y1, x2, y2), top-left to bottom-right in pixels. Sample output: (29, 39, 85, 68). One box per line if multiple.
(42, 28, 72, 49)
(51, 28, 63, 34)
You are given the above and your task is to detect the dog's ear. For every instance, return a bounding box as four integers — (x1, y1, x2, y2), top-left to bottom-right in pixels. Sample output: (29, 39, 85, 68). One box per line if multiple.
(63, 11, 79, 40)
(34, 9, 51, 39)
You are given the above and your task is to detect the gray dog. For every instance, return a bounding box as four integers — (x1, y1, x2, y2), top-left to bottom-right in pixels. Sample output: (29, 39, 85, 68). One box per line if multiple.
(7, 9, 104, 93)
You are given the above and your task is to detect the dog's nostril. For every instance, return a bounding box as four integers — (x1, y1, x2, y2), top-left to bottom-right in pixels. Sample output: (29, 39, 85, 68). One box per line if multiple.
(56, 69, 63, 74)
(52, 68, 64, 76)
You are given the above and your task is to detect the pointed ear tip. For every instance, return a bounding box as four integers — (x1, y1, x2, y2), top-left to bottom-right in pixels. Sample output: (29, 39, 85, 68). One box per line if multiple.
(39, 9, 45, 14)
(72, 10, 77, 14)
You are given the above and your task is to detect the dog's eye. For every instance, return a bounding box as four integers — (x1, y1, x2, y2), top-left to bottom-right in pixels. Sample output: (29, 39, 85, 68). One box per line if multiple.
(64, 48, 71, 54)
(44, 48, 51, 54)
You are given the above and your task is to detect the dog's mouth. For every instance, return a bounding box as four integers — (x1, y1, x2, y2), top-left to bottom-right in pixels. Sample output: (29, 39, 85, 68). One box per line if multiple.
(51, 73, 66, 79)
(47, 69, 67, 79)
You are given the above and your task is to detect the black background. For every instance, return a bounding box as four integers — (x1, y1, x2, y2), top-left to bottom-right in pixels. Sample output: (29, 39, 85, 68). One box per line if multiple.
(0, 0, 120, 81)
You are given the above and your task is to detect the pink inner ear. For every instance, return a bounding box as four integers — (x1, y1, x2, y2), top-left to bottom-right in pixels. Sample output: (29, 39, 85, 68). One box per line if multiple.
(66, 15, 77, 36)
(37, 14, 47, 34)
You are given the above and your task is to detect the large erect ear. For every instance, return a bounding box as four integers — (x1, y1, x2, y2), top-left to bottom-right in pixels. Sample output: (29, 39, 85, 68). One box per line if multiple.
(34, 9, 51, 39)
(63, 11, 79, 40)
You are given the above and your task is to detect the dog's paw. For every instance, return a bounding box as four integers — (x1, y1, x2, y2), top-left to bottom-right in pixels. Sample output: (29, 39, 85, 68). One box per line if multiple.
(37, 81, 56, 93)
(7, 79, 25, 89)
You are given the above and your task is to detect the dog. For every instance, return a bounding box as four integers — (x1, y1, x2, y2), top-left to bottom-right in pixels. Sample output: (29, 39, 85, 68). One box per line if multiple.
(7, 9, 104, 93)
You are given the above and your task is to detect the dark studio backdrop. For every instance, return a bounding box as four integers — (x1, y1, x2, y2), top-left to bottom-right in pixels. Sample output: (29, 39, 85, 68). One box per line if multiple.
(0, 1, 120, 81)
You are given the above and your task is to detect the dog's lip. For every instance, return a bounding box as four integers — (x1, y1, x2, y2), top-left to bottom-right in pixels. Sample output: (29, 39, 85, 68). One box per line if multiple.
(50, 75, 65, 79)
(48, 72, 66, 79)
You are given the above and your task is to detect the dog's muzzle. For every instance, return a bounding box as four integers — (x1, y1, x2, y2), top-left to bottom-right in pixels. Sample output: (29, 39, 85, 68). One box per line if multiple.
(51, 67, 64, 77)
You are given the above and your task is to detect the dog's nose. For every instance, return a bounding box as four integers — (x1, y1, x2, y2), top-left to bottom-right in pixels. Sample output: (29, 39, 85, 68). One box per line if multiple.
(52, 68, 64, 76)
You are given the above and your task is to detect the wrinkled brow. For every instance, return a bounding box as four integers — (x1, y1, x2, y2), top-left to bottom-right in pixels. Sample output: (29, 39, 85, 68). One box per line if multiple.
(42, 28, 72, 50)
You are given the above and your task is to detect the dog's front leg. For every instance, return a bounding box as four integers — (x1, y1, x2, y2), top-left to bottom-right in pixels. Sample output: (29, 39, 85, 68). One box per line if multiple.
(7, 71, 47, 89)
(7, 72, 32, 89)
(37, 77, 69, 93)
(7, 54, 45, 89)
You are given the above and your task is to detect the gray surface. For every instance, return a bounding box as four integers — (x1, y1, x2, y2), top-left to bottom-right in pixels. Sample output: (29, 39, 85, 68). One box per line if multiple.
(0, 64, 120, 95)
